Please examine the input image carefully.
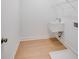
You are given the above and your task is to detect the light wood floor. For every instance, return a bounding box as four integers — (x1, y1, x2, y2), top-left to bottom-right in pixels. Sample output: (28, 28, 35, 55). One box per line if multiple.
(14, 38, 66, 59)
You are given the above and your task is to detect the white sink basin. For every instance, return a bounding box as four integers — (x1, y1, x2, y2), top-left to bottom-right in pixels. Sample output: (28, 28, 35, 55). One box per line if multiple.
(48, 22, 64, 32)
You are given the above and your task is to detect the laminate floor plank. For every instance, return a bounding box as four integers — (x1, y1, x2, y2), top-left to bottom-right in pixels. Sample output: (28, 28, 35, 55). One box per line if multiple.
(15, 38, 65, 59)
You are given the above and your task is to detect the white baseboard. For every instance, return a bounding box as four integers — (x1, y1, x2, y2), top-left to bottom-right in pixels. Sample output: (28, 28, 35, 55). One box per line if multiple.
(21, 38, 48, 41)
(19, 35, 50, 41)
(13, 40, 20, 59)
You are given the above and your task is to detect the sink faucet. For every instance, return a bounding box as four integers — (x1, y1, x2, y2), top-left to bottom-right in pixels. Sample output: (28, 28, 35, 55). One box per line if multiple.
(56, 18, 61, 23)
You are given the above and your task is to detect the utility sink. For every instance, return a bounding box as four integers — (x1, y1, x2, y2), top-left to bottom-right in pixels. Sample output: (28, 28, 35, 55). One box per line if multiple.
(48, 21, 64, 32)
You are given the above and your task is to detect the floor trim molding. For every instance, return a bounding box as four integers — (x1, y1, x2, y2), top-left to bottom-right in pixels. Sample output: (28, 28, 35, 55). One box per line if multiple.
(13, 40, 20, 59)
(19, 35, 50, 41)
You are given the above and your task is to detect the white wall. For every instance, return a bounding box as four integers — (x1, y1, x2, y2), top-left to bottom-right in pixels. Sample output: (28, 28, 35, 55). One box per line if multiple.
(1, 0, 20, 59)
(55, 0, 78, 54)
(1, 0, 78, 59)
(20, 0, 57, 39)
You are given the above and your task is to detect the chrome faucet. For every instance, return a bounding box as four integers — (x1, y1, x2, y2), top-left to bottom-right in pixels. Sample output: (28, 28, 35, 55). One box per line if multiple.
(56, 18, 61, 22)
